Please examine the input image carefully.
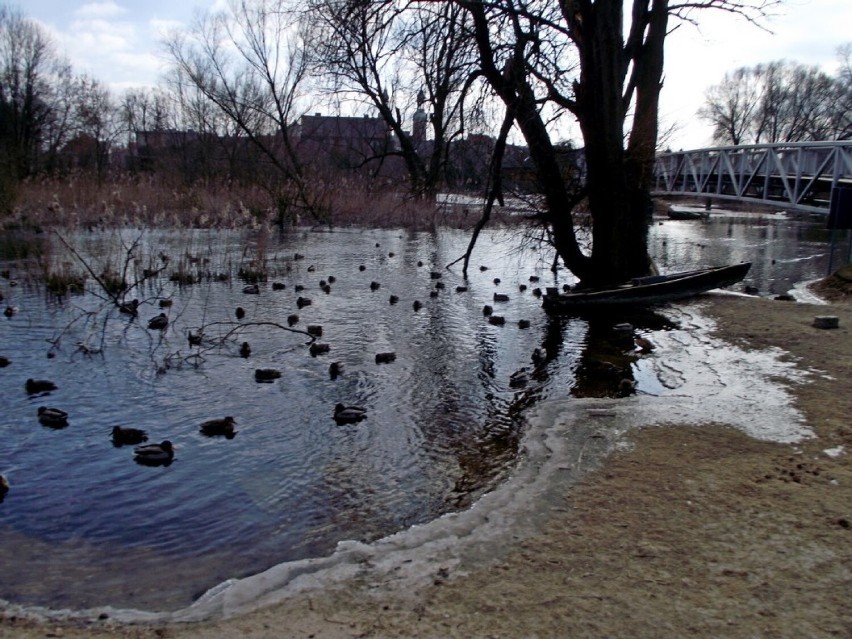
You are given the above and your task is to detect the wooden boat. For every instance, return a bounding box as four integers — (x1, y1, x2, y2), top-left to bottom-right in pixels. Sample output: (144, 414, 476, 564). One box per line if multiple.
(542, 262, 751, 312)
(667, 205, 711, 220)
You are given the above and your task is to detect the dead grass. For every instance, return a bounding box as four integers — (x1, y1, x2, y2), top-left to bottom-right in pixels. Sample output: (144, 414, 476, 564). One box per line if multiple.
(4, 173, 520, 233)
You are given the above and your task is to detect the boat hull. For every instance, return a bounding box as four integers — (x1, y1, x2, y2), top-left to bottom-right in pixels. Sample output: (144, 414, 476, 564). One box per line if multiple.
(667, 205, 711, 220)
(542, 262, 752, 312)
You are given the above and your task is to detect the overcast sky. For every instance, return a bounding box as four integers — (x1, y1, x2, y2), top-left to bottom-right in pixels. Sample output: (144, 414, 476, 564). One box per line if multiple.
(18, 0, 852, 150)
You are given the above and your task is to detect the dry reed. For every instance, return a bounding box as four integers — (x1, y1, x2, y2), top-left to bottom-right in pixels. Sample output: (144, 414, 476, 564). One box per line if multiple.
(5, 172, 522, 233)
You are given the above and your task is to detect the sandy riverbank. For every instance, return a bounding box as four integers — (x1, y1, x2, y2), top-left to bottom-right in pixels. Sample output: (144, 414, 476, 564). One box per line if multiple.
(2, 292, 850, 639)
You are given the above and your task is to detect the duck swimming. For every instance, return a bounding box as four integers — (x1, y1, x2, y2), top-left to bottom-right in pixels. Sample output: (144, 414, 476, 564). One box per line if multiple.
(26, 378, 57, 394)
(334, 403, 367, 424)
(37, 406, 68, 428)
(199, 416, 236, 438)
(255, 368, 282, 382)
(133, 440, 174, 465)
(118, 299, 139, 315)
(147, 313, 168, 330)
(111, 426, 148, 446)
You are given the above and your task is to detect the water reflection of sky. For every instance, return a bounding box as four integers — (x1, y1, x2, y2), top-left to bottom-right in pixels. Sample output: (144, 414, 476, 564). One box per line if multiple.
(0, 214, 833, 613)
(650, 212, 831, 294)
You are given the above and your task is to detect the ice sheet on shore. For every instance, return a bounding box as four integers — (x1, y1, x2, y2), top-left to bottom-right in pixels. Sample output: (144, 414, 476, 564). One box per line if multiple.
(1, 302, 813, 625)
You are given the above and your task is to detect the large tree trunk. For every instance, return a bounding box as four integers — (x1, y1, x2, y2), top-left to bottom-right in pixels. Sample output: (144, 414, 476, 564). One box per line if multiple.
(572, 0, 656, 287)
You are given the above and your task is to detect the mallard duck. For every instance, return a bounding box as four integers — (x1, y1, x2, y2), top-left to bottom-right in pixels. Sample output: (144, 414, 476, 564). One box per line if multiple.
(26, 378, 57, 394)
(118, 299, 139, 315)
(334, 403, 367, 424)
(255, 368, 282, 382)
(133, 440, 174, 465)
(235, 306, 246, 320)
(296, 296, 312, 309)
(4, 306, 18, 317)
(493, 293, 510, 302)
(370, 281, 381, 291)
(375, 352, 396, 364)
(413, 300, 422, 311)
(0, 356, 9, 367)
(200, 416, 236, 438)
(389, 294, 399, 304)
(242, 284, 260, 294)
(0, 474, 8, 498)
(147, 312, 168, 330)
(111, 426, 148, 446)
(239, 341, 251, 358)
(329, 361, 343, 379)
(37, 406, 68, 428)
(287, 314, 299, 326)
(188, 330, 203, 346)
(307, 325, 323, 337)
(309, 342, 330, 356)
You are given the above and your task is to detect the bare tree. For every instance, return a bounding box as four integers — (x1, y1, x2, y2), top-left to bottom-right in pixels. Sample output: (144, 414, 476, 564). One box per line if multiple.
(701, 58, 846, 145)
(0, 5, 71, 179)
(70, 75, 121, 179)
(456, 0, 778, 286)
(307, 0, 477, 198)
(163, 0, 319, 222)
(698, 67, 761, 146)
(832, 44, 852, 140)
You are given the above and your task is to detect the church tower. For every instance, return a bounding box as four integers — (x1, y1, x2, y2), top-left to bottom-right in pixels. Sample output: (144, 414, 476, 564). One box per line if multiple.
(412, 89, 427, 145)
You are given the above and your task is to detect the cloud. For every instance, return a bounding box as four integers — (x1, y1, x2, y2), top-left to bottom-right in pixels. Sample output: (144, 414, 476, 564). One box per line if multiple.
(75, 1, 127, 20)
(57, 4, 165, 91)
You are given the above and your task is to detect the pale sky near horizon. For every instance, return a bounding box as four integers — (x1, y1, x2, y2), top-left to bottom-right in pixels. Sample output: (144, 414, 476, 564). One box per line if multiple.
(15, 0, 852, 150)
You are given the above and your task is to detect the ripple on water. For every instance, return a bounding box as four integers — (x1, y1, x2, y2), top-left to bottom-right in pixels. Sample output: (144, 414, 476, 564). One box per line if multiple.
(0, 220, 831, 611)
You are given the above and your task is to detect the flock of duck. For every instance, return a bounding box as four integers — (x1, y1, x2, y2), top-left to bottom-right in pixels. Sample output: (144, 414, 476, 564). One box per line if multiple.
(0, 245, 557, 502)
(23, 375, 239, 468)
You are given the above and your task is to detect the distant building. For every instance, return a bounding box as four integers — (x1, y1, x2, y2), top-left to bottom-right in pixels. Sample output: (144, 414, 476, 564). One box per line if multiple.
(293, 113, 395, 170)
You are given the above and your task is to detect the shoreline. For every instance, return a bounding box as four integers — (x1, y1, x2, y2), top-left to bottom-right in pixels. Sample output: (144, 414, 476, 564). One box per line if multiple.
(2, 293, 850, 638)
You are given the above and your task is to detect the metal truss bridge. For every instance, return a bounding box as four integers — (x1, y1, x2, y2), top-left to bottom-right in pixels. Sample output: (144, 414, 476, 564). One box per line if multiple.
(653, 141, 852, 214)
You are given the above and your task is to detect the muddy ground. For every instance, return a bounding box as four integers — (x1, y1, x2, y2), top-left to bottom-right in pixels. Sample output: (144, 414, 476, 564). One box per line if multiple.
(2, 292, 850, 639)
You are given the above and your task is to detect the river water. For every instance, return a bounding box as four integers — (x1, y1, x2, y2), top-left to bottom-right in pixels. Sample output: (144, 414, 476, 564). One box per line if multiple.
(0, 209, 834, 612)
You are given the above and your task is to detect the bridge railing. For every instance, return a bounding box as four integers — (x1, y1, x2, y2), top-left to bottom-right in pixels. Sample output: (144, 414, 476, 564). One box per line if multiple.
(653, 141, 852, 213)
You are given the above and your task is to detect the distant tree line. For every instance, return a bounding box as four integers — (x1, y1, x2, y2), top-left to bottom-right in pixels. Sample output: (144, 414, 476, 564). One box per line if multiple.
(699, 46, 852, 146)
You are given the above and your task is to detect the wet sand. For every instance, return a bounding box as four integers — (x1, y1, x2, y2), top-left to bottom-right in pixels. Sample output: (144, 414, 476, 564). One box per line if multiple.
(2, 292, 850, 638)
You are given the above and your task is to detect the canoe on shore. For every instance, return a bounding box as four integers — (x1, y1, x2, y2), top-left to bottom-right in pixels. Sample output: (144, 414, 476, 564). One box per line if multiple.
(542, 262, 752, 312)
